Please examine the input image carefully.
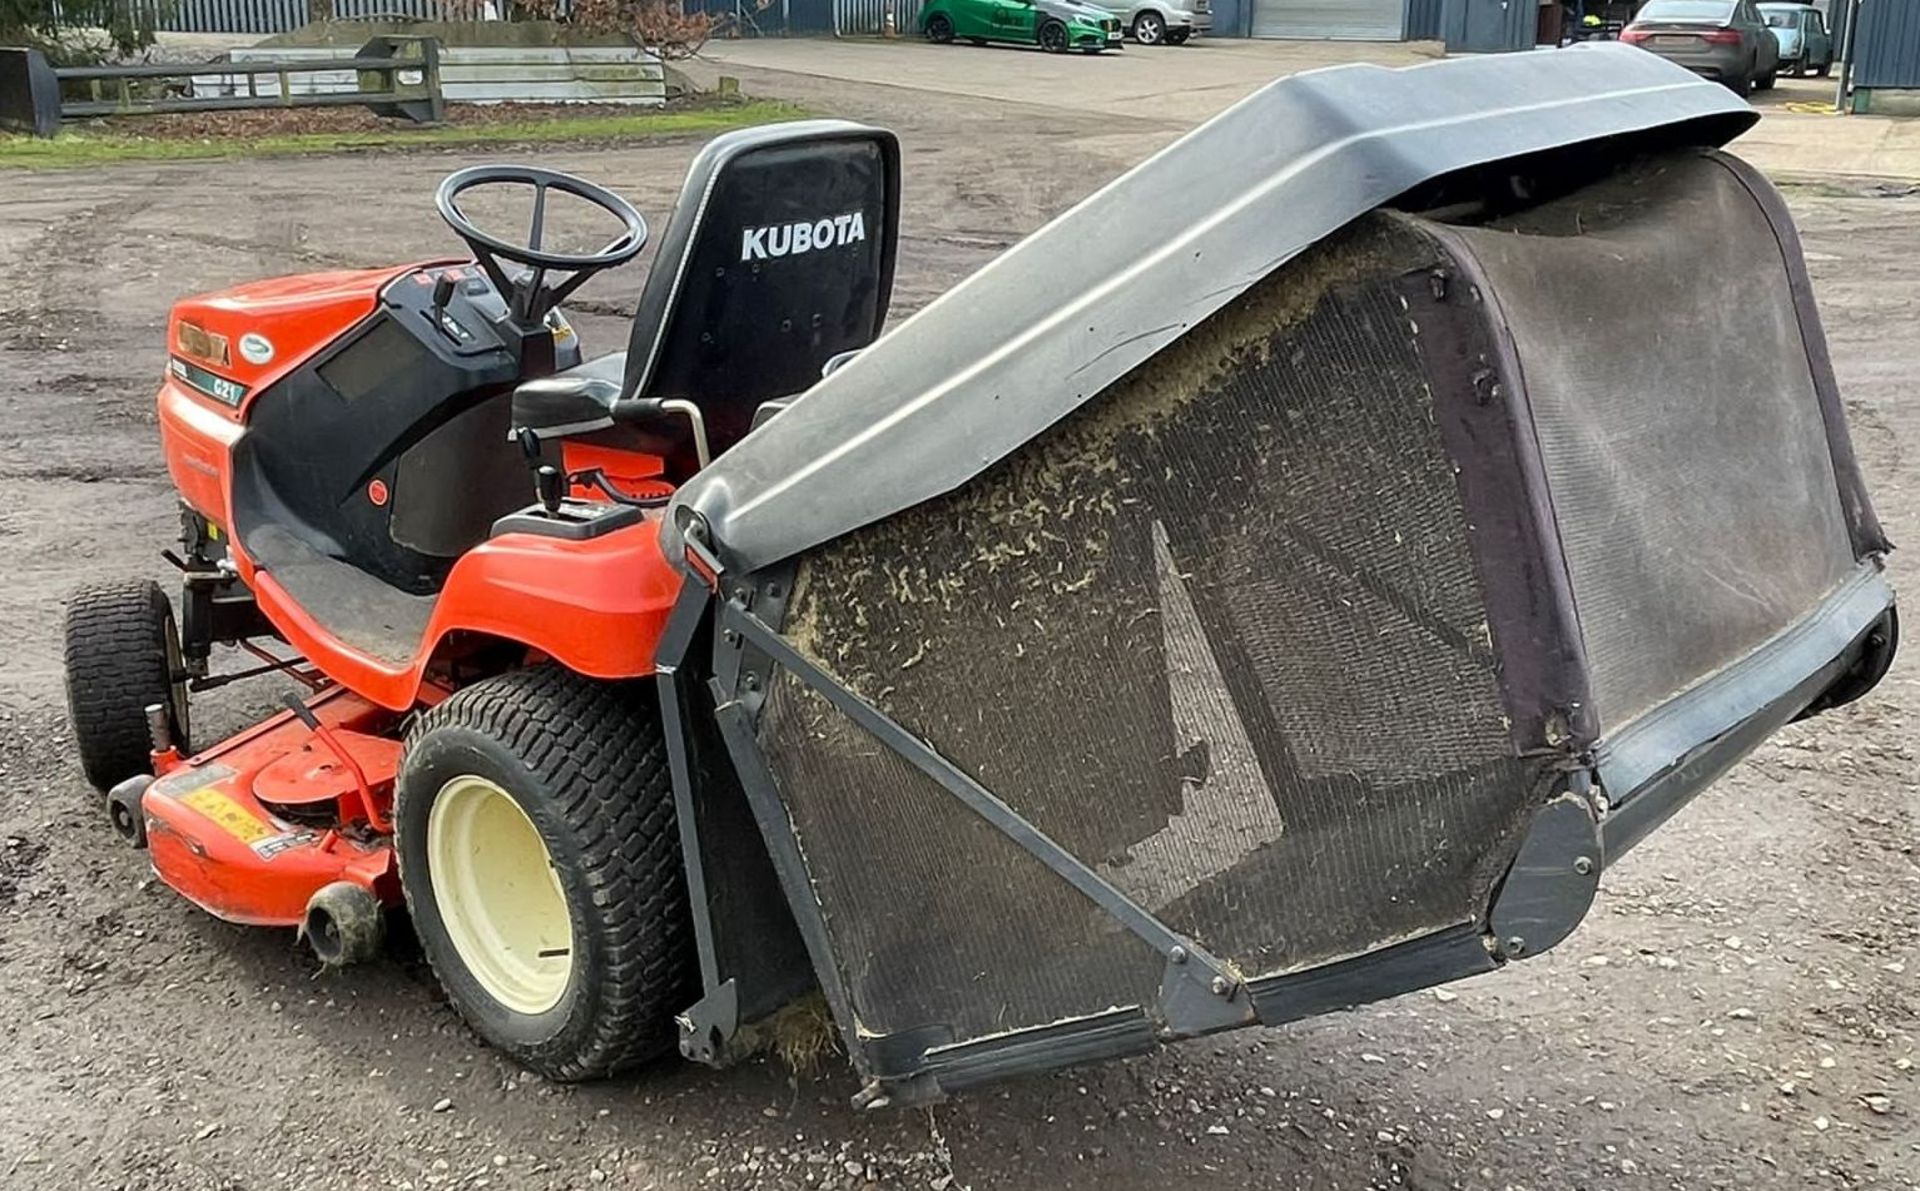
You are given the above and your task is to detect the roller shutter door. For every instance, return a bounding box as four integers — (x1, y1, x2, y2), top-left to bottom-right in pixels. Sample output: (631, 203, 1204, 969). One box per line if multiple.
(1250, 0, 1404, 39)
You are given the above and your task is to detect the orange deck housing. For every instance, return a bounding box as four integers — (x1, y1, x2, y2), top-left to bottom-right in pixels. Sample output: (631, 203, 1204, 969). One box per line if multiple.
(143, 687, 403, 926)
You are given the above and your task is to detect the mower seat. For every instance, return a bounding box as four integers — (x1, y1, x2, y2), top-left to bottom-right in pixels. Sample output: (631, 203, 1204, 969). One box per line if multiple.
(512, 352, 626, 442)
(512, 119, 901, 468)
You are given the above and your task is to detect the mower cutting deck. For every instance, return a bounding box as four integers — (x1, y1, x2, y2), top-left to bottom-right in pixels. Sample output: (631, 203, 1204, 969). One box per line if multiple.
(64, 46, 1896, 1103)
(141, 687, 399, 925)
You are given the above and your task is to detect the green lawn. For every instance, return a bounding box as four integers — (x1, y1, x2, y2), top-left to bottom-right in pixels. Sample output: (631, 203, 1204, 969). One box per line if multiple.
(0, 101, 806, 169)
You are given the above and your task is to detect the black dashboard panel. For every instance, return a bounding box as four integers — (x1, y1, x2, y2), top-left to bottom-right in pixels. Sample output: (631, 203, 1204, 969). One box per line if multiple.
(231, 266, 544, 595)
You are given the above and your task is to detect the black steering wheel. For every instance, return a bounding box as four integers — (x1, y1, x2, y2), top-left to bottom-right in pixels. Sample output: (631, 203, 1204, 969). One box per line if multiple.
(435, 165, 648, 323)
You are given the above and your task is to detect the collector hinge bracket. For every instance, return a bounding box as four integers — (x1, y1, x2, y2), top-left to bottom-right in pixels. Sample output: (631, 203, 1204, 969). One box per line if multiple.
(675, 978, 741, 1068)
(1488, 790, 1603, 962)
(1157, 947, 1257, 1037)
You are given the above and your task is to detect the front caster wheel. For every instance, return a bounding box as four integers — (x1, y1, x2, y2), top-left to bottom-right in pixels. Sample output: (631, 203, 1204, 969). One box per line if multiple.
(304, 881, 385, 967)
(107, 775, 151, 848)
(395, 667, 695, 1081)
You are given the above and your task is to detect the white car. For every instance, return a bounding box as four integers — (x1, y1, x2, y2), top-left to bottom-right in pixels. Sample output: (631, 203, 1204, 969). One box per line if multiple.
(1098, 0, 1211, 43)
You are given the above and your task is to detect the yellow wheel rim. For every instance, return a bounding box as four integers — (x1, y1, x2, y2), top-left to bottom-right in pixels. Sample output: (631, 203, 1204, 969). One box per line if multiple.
(426, 775, 573, 1015)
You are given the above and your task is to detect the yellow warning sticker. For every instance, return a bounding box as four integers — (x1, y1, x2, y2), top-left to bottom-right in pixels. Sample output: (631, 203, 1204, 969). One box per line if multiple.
(180, 787, 272, 845)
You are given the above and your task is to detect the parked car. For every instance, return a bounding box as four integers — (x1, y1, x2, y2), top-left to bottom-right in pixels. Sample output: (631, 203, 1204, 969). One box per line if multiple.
(921, 0, 1125, 52)
(1758, 1, 1834, 75)
(1094, 0, 1212, 44)
(1621, 0, 1780, 95)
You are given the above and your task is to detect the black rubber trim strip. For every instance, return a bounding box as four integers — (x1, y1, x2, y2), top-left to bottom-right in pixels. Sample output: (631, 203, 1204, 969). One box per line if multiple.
(1246, 921, 1496, 1025)
(1595, 563, 1892, 822)
(1392, 239, 1598, 753)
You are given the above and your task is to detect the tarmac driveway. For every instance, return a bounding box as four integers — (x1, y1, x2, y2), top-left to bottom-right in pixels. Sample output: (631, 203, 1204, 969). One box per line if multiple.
(0, 34, 1914, 1191)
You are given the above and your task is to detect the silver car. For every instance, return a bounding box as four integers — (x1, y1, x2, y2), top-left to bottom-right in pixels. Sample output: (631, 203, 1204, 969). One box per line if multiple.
(1097, 0, 1211, 44)
(1759, 2, 1835, 76)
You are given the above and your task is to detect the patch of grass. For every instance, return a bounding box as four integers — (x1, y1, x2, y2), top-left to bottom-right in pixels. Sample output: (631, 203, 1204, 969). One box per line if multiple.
(0, 101, 808, 169)
(732, 992, 841, 1077)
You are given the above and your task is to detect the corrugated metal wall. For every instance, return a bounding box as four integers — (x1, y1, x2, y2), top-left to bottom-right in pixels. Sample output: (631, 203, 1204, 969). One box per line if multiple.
(833, 0, 927, 35)
(1851, 0, 1920, 88)
(118, 0, 446, 34)
(1249, 0, 1404, 39)
(682, 0, 804, 34)
(1441, 0, 1534, 51)
(1820, 0, 1853, 55)
(786, 0, 836, 31)
(102, 0, 819, 36)
(1406, 0, 1444, 39)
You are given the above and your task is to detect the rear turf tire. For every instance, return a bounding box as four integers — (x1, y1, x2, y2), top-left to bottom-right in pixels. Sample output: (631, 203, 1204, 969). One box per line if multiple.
(64, 579, 189, 791)
(395, 666, 694, 1081)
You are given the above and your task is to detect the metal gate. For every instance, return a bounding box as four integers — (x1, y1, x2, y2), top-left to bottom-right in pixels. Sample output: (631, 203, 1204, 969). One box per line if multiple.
(1250, 0, 1403, 38)
(834, 0, 927, 35)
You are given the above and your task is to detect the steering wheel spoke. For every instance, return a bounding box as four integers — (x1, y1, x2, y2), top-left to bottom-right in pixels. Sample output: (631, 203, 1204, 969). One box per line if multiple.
(527, 178, 548, 253)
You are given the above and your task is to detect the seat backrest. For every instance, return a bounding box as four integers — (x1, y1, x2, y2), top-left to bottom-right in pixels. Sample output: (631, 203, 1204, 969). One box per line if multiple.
(621, 120, 900, 463)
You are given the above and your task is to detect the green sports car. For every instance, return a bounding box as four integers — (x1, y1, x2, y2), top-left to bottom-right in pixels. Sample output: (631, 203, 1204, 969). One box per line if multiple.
(921, 0, 1125, 53)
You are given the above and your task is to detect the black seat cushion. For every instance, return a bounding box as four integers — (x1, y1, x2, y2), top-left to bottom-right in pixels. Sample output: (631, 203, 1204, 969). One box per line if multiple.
(510, 351, 627, 442)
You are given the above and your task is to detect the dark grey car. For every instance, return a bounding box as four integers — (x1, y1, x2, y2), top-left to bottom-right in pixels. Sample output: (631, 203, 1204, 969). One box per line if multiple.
(1623, 0, 1781, 95)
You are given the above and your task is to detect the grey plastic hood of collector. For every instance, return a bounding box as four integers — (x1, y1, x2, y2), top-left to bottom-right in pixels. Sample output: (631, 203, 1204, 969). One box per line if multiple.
(664, 44, 1756, 575)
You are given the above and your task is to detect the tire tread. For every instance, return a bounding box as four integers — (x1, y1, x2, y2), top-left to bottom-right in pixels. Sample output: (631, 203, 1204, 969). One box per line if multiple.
(64, 580, 177, 790)
(400, 667, 693, 1080)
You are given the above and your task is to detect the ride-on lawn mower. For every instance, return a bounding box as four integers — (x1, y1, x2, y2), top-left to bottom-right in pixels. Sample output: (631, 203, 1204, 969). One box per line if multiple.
(66, 45, 1897, 1106)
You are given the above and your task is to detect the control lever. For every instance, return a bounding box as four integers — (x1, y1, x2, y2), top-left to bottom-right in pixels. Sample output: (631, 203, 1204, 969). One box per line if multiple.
(535, 464, 565, 515)
(431, 273, 456, 313)
(283, 694, 387, 833)
(514, 425, 543, 461)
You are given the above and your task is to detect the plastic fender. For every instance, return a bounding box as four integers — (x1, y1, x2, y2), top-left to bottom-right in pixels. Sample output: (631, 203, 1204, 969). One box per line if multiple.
(235, 517, 682, 711)
(427, 517, 685, 681)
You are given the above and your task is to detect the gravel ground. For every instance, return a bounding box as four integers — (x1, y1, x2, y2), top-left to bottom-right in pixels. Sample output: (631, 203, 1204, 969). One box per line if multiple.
(0, 63, 1914, 1191)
